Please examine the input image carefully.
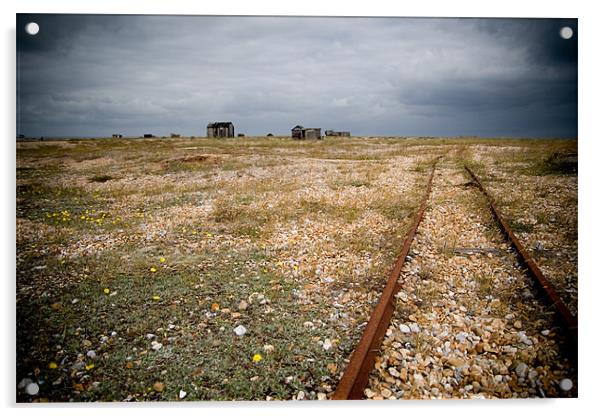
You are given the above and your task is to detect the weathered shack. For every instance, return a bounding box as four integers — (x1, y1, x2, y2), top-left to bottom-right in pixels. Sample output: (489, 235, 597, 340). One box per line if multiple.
(291, 125, 322, 140)
(207, 122, 235, 138)
(112, 134, 123, 138)
(170, 133, 181, 138)
(325, 130, 351, 137)
(143, 134, 154, 138)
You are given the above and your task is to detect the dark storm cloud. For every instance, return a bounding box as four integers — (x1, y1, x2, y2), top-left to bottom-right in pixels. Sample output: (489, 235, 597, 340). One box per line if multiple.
(16, 15, 577, 138)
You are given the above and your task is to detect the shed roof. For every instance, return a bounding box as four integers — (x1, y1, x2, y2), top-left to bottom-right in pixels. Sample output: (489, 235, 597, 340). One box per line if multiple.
(207, 122, 234, 128)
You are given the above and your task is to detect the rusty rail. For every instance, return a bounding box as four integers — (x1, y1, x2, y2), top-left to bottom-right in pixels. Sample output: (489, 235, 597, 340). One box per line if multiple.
(464, 166, 578, 359)
(333, 157, 440, 400)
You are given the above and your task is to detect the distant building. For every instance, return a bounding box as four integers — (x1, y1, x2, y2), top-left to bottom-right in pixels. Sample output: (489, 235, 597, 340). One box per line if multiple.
(207, 122, 235, 138)
(170, 133, 181, 138)
(325, 130, 351, 137)
(143, 134, 154, 138)
(112, 134, 123, 138)
(291, 125, 322, 140)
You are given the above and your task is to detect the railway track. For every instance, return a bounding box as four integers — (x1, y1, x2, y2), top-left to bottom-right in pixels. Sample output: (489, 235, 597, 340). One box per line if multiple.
(333, 159, 577, 400)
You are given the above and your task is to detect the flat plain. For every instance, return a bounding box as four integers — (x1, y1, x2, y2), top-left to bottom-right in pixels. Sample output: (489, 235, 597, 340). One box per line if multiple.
(15, 137, 577, 401)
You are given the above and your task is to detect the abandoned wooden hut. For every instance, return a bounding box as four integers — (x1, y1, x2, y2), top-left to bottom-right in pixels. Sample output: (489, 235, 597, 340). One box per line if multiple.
(207, 122, 235, 138)
(143, 134, 154, 138)
(170, 133, 181, 138)
(325, 130, 351, 137)
(112, 134, 123, 138)
(291, 125, 322, 140)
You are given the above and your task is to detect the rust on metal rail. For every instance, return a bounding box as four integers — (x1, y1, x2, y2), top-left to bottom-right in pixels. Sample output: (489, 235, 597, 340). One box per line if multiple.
(464, 166, 578, 358)
(333, 157, 441, 400)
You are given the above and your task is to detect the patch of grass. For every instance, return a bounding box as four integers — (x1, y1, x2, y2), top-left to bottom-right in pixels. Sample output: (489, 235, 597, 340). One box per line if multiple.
(16, 247, 339, 401)
(528, 152, 578, 176)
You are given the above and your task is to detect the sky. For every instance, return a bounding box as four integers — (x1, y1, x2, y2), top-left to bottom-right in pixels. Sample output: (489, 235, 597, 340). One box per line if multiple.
(16, 15, 577, 138)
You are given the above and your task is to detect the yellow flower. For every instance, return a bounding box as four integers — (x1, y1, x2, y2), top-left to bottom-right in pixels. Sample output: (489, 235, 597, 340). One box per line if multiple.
(159, 257, 166, 263)
(252, 354, 263, 363)
(150, 267, 157, 273)
(152, 295, 160, 301)
(103, 288, 110, 295)
(48, 362, 58, 369)
(85, 363, 95, 371)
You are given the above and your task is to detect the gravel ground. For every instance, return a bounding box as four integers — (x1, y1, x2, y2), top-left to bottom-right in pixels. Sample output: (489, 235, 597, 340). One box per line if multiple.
(365, 158, 577, 399)
(481, 165, 577, 316)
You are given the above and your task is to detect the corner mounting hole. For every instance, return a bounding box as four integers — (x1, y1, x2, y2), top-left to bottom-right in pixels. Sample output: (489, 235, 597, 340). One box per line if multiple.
(560, 26, 573, 40)
(25, 22, 39, 36)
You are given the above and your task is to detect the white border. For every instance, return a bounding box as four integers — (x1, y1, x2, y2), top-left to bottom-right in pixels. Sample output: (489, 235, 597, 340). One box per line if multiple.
(3, 1, 600, 416)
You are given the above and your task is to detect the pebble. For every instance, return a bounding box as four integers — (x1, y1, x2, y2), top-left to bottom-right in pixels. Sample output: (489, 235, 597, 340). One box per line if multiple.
(409, 323, 421, 333)
(515, 362, 528, 378)
(317, 392, 327, 400)
(381, 388, 392, 398)
(263, 344, 275, 353)
(540, 330, 550, 336)
(364, 388, 376, 398)
(25, 383, 40, 395)
(323, 339, 333, 351)
(179, 390, 187, 399)
(559, 378, 573, 391)
(18, 378, 33, 389)
(86, 350, 97, 359)
(296, 391, 306, 400)
(153, 381, 165, 393)
(151, 341, 163, 351)
(399, 324, 411, 333)
(238, 300, 248, 311)
(233, 325, 247, 336)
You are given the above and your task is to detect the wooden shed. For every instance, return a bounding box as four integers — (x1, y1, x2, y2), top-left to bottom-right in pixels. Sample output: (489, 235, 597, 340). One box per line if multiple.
(325, 130, 351, 137)
(291, 125, 322, 140)
(207, 122, 235, 138)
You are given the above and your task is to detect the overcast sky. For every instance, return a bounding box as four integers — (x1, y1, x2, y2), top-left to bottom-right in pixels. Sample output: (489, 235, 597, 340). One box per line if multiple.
(16, 15, 577, 138)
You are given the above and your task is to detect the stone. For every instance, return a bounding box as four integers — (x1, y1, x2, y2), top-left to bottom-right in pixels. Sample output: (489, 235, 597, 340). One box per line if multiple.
(514, 321, 523, 329)
(323, 339, 333, 351)
(179, 390, 187, 399)
(381, 388, 392, 398)
(399, 367, 408, 382)
(540, 330, 550, 336)
(413, 373, 425, 387)
(25, 382, 40, 395)
(399, 324, 411, 334)
(364, 388, 376, 398)
(153, 381, 165, 393)
(18, 378, 33, 389)
(455, 332, 469, 343)
(559, 378, 573, 391)
(151, 341, 163, 351)
(515, 362, 528, 378)
(233, 325, 247, 336)
(296, 391, 306, 400)
(238, 300, 248, 311)
(263, 344, 275, 353)
(388, 367, 400, 378)
(317, 392, 327, 400)
(409, 323, 421, 333)
(86, 350, 97, 359)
